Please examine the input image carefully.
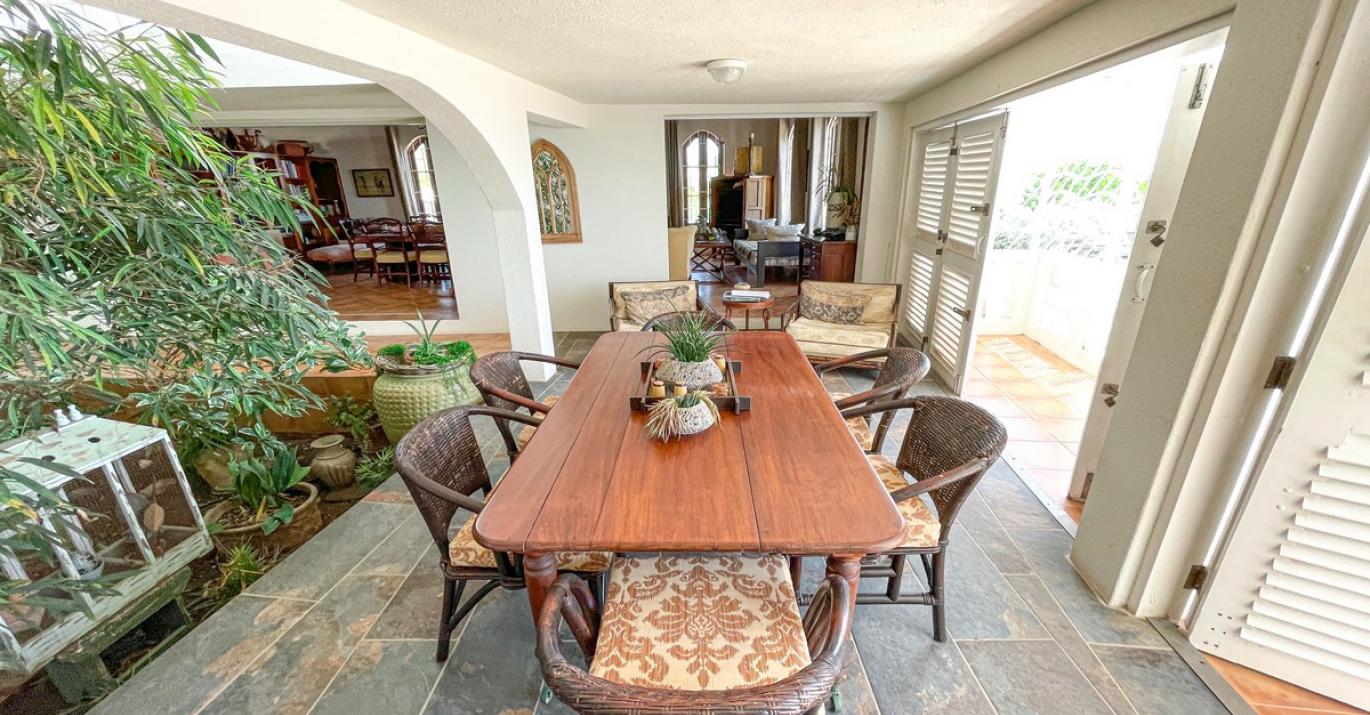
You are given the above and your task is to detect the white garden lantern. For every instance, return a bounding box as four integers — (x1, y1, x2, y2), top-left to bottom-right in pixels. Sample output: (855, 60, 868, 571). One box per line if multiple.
(0, 412, 211, 674)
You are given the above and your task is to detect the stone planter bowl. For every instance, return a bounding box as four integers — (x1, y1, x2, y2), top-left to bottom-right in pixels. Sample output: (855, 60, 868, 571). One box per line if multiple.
(656, 358, 724, 390)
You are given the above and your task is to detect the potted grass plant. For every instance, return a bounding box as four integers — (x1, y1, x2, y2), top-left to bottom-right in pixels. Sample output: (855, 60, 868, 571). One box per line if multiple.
(644, 391, 720, 441)
(647, 313, 725, 390)
(204, 443, 321, 554)
(372, 312, 481, 442)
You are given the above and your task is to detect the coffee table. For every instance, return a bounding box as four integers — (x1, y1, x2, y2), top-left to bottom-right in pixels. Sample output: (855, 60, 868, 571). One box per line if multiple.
(722, 295, 776, 330)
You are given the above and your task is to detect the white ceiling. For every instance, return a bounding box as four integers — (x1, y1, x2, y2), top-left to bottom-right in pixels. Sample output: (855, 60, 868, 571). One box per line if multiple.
(340, 0, 1092, 103)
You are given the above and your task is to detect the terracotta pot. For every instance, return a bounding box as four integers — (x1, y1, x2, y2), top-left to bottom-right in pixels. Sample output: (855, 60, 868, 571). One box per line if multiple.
(193, 445, 248, 493)
(309, 435, 356, 489)
(205, 483, 322, 555)
(372, 356, 480, 443)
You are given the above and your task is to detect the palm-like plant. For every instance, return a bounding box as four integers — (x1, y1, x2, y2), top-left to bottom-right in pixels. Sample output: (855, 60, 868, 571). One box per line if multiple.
(226, 444, 311, 535)
(646, 312, 721, 363)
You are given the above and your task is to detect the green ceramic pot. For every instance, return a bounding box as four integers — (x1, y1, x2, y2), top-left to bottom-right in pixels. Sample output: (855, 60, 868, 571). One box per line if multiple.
(372, 355, 481, 443)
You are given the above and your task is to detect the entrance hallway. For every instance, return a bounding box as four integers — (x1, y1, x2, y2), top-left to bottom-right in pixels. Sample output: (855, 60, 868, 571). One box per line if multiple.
(966, 335, 1091, 524)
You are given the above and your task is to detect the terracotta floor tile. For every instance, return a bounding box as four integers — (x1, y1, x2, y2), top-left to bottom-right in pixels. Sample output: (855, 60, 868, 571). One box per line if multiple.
(979, 364, 1031, 382)
(1006, 441, 1077, 470)
(962, 380, 1006, 398)
(968, 396, 1027, 419)
(998, 417, 1056, 442)
(995, 380, 1057, 401)
(1207, 656, 1361, 713)
(1016, 396, 1088, 420)
(1037, 417, 1087, 442)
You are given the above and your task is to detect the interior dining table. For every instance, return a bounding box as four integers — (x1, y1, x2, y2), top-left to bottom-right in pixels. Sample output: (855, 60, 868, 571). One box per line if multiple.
(474, 330, 906, 621)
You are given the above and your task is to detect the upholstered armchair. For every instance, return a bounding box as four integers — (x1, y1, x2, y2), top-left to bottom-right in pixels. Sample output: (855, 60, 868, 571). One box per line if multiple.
(783, 281, 902, 367)
(607, 280, 705, 331)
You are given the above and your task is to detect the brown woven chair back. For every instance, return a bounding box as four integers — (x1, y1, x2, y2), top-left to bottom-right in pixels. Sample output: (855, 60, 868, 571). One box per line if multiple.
(897, 395, 1007, 532)
(639, 310, 736, 332)
(470, 351, 536, 413)
(872, 347, 931, 396)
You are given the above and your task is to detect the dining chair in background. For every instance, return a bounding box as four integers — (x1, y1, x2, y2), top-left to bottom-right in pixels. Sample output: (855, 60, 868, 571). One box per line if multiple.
(469, 351, 581, 457)
(535, 558, 853, 714)
(793, 395, 1007, 642)
(820, 347, 932, 453)
(394, 405, 610, 661)
(639, 310, 737, 332)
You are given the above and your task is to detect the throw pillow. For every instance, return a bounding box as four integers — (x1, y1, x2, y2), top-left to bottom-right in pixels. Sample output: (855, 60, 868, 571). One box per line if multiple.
(745, 217, 777, 239)
(800, 286, 869, 325)
(763, 223, 805, 240)
(621, 286, 692, 325)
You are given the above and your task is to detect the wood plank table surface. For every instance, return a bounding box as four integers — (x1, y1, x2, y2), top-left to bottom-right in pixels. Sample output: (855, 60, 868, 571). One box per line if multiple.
(474, 330, 905, 620)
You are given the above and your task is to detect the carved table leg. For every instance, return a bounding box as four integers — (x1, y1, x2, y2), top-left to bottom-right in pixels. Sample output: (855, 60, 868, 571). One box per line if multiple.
(523, 552, 556, 625)
(826, 554, 862, 613)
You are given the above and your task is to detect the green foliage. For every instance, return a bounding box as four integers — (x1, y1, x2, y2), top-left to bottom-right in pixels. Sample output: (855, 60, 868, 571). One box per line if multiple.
(226, 443, 310, 535)
(376, 344, 406, 359)
(993, 158, 1149, 257)
(325, 396, 378, 451)
(355, 447, 395, 491)
(647, 313, 720, 363)
(0, 0, 368, 450)
(210, 544, 268, 603)
(379, 311, 476, 368)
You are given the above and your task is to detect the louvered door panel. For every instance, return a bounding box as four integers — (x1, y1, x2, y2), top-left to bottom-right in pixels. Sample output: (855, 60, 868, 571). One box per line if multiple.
(916, 140, 953, 235)
(945, 114, 1007, 258)
(929, 266, 970, 376)
(1192, 234, 1370, 710)
(904, 245, 938, 340)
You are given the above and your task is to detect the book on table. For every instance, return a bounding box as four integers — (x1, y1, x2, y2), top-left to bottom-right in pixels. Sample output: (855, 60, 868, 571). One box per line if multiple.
(724, 289, 771, 303)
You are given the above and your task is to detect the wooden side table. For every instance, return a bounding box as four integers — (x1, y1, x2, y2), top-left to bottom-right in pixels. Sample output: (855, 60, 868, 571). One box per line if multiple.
(722, 296, 776, 330)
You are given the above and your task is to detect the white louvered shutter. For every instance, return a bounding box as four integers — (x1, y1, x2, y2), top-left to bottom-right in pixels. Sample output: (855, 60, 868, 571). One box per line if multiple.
(903, 127, 956, 342)
(1192, 237, 1370, 710)
(919, 112, 1008, 393)
(904, 248, 937, 339)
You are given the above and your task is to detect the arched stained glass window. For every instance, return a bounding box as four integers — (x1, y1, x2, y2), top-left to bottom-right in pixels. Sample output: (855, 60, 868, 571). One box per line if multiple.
(531, 139, 581, 243)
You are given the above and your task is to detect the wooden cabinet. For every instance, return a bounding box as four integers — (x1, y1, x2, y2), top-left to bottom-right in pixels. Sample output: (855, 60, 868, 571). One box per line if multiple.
(711, 174, 773, 238)
(800, 237, 858, 282)
(741, 175, 773, 222)
(277, 152, 349, 250)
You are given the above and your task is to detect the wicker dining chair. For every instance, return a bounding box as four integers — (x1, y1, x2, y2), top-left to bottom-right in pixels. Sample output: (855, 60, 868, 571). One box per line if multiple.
(395, 405, 610, 662)
(639, 310, 736, 332)
(818, 347, 931, 454)
(793, 396, 1006, 642)
(469, 351, 581, 457)
(536, 565, 852, 714)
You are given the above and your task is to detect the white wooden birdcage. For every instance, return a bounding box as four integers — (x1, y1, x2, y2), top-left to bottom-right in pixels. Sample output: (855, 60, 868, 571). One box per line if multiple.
(0, 412, 211, 674)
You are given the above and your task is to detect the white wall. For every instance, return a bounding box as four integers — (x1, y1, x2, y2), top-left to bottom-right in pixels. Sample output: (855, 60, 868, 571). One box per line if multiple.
(243, 125, 405, 218)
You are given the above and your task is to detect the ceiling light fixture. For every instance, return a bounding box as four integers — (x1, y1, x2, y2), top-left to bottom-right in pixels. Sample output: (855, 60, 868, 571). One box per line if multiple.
(705, 58, 747, 84)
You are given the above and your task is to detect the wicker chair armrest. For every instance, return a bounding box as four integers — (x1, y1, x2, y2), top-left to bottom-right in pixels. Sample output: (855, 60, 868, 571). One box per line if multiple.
(516, 352, 583, 371)
(816, 348, 891, 373)
(480, 384, 553, 415)
(394, 467, 488, 516)
(536, 574, 850, 714)
(839, 396, 919, 422)
(832, 382, 904, 411)
(888, 458, 988, 504)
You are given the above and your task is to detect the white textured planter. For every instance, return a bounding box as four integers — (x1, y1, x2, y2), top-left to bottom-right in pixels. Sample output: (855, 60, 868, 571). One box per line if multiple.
(656, 359, 723, 390)
(677, 400, 717, 436)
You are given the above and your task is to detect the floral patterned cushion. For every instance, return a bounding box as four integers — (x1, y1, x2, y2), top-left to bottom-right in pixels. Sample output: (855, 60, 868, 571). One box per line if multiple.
(829, 392, 874, 450)
(621, 286, 694, 325)
(514, 395, 559, 450)
(590, 554, 809, 691)
(866, 454, 940, 548)
(799, 286, 868, 325)
(447, 512, 609, 571)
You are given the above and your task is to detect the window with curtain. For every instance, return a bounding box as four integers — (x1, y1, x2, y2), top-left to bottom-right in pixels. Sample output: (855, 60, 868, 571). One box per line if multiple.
(531, 139, 582, 243)
(404, 135, 441, 218)
(681, 130, 723, 225)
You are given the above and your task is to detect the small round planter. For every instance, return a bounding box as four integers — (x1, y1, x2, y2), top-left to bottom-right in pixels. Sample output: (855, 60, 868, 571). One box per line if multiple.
(192, 445, 248, 493)
(372, 354, 481, 443)
(676, 400, 717, 436)
(205, 483, 322, 555)
(656, 359, 724, 390)
(309, 435, 357, 489)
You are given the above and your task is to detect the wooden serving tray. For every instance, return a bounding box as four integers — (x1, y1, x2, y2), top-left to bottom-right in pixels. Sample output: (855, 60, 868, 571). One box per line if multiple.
(629, 359, 751, 414)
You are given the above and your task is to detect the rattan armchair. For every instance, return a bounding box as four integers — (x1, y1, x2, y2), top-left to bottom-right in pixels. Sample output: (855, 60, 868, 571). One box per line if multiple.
(793, 396, 1006, 642)
(818, 347, 931, 453)
(536, 572, 852, 714)
(395, 405, 609, 662)
(469, 351, 581, 458)
(639, 310, 736, 332)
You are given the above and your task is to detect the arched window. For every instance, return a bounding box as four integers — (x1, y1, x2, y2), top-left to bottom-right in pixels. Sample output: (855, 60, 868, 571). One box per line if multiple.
(404, 135, 441, 217)
(681, 131, 723, 224)
(531, 139, 581, 243)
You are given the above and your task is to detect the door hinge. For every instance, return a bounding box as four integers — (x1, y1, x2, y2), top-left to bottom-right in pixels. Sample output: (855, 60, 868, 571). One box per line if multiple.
(1188, 63, 1211, 109)
(969, 203, 991, 215)
(1263, 356, 1296, 389)
(1183, 564, 1209, 591)
(1101, 383, 1120, 407)
(936, 229, 948, 242)
(1081, 472, 1094, 499)
(953, 307, 972, 321)
(949, 145, 959, 156)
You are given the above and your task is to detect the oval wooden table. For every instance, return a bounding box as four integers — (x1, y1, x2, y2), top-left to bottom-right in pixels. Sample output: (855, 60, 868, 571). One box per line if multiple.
(474, 330, 905, 621)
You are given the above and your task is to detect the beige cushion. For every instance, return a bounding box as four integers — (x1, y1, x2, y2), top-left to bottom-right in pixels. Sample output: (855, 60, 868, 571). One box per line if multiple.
(612, 281, 698, 321)
(867, 454, 941, 548)
(667, 226, 695, 281)
(614, 321, 644, 332)
(620, 285, 693, 325)
(448, 513, 609, 571)
(591, 554, 808, 690)
(305, 244, 353, 262)
(418, 251, 450, 264)
(801, 282, 899, 324)
(786, 317, 892, 359)
(800, 285, 868, 324)
(514, 396, 559, 450)
(374, 251, 412, 264)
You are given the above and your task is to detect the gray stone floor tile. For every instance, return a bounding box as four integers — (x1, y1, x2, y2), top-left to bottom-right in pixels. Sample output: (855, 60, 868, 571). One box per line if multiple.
(957, 492, 1034, 575)
(1093, 644, 1228, 715)
(1010, 528, 1169, 649)
(312, 640, 446, 715)
(205, 574, 404, 714)
(424, 587, 542, 714)
(370, 554, 446, 640)
(353, 513, 431, 576)
(978, 461, 1062, 530)
(1005, 574, 1136, 714)
(245, 500, 411, 600)
(831, 637, 882, 715)
(90, 595, 311, 715)
(936, 537, 1047, 640)
(853, 602, 995, 714)
(958, 639, 1113, 715)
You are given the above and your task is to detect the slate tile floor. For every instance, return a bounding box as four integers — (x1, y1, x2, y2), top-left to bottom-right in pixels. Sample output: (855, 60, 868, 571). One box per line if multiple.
(94, 332, 1230, 715)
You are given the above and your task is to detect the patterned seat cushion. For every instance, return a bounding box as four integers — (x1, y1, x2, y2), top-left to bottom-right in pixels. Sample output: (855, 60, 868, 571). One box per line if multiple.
(304, 244, 355, 262)
(828, 392, 874, 450)
(448, 513, 609, 571)
(787, 317, 892, 359)
(514, 395, 559, 450)
(866, 454, 940, 548)
(591, 554, 809, 691)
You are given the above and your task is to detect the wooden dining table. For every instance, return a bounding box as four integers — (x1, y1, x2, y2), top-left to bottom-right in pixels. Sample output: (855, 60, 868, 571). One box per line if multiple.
(474, 330, 905, 621)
